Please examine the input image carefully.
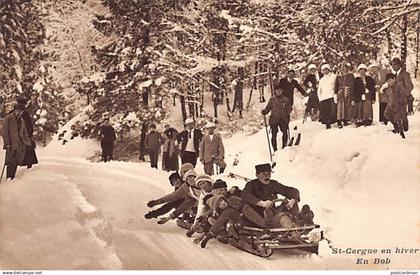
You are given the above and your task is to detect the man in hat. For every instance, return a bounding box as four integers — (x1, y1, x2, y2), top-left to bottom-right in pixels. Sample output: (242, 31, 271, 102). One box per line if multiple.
(274, 69, 307, 108)
(199, 122, 226, 175)
(16, 96, 38, 168)
(1, 103, 33, 180)
(352, 64, 376, 126)
(317, 64, 338, 129)
(242, 163, 300, 228)
(177, 118, 203, 167)
(145, 124, 164, 169)
(390, 57, 413, 130)
(262, 86, 292, 151)
(99, 118, 116, 162)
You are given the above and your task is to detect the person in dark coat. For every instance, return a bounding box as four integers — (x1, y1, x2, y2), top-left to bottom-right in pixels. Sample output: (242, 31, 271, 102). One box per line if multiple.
(99, 118, 116, 162)
(16, 97, 38, 168)
(390, 57, 414, 131)
(162, 126, 179, 171)
(274, 69, 307, 107)
(144, 172, 184, 219)
(1, 104, 33, 180)
(352, 64, 376, 127)
(335, 63, 355, 128)
(145, 124, 164, 169)
(383, 73, 408, 138)
(303, 64, 322, 120)
(262, 87, 292, 151)
(176, 118, 203, 167)
(242, 163, 300, 228)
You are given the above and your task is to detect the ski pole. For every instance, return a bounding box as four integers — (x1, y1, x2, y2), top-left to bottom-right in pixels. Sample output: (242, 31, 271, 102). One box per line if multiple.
(263, 115, 275, 168)
(0, 152, 6, 184)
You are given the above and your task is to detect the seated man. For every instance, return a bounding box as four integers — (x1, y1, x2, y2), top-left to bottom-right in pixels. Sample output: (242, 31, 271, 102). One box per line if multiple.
(241, 163, 301, 228)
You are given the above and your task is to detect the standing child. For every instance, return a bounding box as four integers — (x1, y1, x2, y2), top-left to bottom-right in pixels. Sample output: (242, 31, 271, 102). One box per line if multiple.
(145, 124, 164, 168)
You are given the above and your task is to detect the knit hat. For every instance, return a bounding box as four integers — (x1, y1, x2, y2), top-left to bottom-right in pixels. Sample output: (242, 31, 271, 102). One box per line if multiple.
(255, 163, 272, 173)
(184, 169, 197, 179)
(196, 174, 213, 186)
(169, 172, 181, 184)
(357, 64, 367, 71)
(321, 64, 331, 71)
(213, 179, 227, 189)
(180, 163, 194, 176)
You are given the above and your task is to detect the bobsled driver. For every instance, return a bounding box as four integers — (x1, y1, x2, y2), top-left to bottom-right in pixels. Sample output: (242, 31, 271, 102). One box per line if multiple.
(242, 163, 312, 229)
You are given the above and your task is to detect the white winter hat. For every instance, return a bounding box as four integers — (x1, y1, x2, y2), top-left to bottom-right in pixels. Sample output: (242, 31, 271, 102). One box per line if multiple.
(196, 174, 214, 186)
(205, 122, 216, 128)
(184, 169, 197, 179)
(369, 62, 379, 69)
(358, 64, 368, 71)
(184, 118, 194, 125)
(308, 64, 317, 70)
(321, 64, 331, 71)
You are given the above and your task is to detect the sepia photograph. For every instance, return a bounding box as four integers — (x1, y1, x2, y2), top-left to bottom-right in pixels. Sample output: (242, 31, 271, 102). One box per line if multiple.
(0, 0, 419, 272)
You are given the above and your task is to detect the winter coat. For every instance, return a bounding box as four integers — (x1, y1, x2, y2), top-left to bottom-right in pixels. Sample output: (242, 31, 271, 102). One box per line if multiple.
(1, 112, 33, 166)
(336, 73, 355, 102)
(199, 134, 225, 164)
(303, 73, 323, 109)
(100, 125, 116, 144)
(262, 95, 292, 126)
(177, 129, 203, 155)
(317, 73, 337, 102)
(384, 82, 407, 122)
(274, 78, 306, 106)
(154, 181, 201, 205)
(353, 76, 376, 103)
(242, 179, 300, 215)
(395, 69, 414, 97)
(145, 131, 163, 150)
(371, 68, 391, 103)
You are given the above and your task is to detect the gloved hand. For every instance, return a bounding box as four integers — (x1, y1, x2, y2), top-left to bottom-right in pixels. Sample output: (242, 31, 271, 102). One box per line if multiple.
(147, 200, 159, 208)
(258, 200, 274, 208)
(285, 199, 296, 210)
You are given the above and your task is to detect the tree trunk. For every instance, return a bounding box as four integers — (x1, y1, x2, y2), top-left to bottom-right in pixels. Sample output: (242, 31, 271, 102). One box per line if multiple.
(401, 14, 408, 70)
(180, 94, 187, 122)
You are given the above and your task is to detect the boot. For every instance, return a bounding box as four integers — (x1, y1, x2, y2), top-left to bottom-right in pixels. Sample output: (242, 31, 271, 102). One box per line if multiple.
(337, 120, 343, 129)
(144, 212, 156, 219)
(200, 233, 213, 248)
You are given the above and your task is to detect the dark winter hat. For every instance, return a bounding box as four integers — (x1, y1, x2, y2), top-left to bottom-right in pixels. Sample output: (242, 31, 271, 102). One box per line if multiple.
(255, 163, 272, 173)
(391, 57, 401, 65)
(386, 73, 396, 81)
(149, 124, 156, 129)
(213, 179, 227, 189)
(169, 172, 181, 184)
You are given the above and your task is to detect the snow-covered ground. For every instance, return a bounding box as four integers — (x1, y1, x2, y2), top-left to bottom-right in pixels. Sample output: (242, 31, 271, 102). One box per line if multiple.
(0, 107, 419, 269)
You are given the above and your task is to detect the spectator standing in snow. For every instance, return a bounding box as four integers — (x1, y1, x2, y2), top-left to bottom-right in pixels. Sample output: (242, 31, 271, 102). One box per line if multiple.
(162, 126, 179, 171)
(303, 64, 322, 120)
(390, 57, 414, 130)
(1, 103, 33, 180)
(353, 64, 376, 127)
(177, 118, 203, 167)
(383, 73, 408, 139)
(99, 118, 116, 162)
(161, 124, 170, 171)
(262, 87, 292, 151)
(145, 124, 164, 169)
(274, 69, 307, 108)
(335, 63, 355, 128)
(16, 97, 38, 169)
(317, 64, 337, 129)
(199, 122, 226, 175)
(369, 63, 391, 125)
